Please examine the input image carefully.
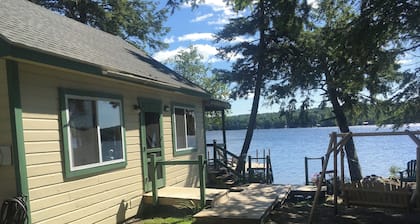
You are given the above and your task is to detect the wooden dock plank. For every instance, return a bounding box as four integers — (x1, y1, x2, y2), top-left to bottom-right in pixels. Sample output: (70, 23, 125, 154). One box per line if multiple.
(194, 184, 291, 223)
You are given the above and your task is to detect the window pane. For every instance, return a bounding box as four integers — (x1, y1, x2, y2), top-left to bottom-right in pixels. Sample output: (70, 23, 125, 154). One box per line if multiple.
(175, 108, 186, 149)
(186, 109, 196, 148)
(98, 100, 123, 162)
(145, 112, 161, 149)
(68, 99, 99, 166)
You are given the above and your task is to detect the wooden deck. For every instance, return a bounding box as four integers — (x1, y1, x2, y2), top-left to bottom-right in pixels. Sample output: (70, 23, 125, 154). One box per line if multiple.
(193, 183, 291, 224)
(142, 187, 228, 205)
(289, 185, 327, 200)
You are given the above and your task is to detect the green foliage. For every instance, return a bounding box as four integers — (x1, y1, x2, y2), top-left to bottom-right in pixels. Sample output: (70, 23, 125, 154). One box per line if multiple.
(140, 217, 193, 224)
(207, 107, 338, 130)
(389, 165, 402, 178)
(30, 0, 170, 51)
(174, 200, 202, 214)
(166, 46, 230, 100)
(215, 0, 308, 101)
(215, 0, 309, 174)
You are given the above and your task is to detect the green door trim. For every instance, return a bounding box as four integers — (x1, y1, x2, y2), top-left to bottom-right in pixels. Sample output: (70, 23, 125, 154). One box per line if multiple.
(6, 60, 31, 223)
(138, 98, 166, 192)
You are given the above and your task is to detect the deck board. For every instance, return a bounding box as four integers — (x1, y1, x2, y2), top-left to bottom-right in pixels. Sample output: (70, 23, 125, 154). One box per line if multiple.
(143, 187, 228, 205)
(194, 183, 291, 223)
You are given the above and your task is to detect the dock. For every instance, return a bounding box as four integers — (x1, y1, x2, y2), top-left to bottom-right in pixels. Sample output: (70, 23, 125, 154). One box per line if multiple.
(193, 183, 291, 224)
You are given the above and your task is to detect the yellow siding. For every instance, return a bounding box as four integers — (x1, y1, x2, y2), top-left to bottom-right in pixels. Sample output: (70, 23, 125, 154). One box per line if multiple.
(0, 59, 17, 203)
(18, 61, 206, 223)
(162, 103, 205, 187)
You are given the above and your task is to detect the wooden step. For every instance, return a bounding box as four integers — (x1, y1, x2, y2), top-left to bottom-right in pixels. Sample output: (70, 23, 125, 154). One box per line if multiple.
(193, 184, 291, 224)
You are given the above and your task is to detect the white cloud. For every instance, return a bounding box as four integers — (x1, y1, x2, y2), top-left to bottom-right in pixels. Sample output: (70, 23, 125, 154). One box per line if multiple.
(192, 44, 219, 61)
(178, 32, 215, 42)
(397, 59, 413, 65)
(152, 44, 221, 64)
(202, 0, 244, 26)
(230, 36, 257, 44)
(152, 46, 187, 62)
(163, 36, 175, 44)
(208, 17, 229, 26)
(191, 13, 214, 23)
(307, 0, 319, 9)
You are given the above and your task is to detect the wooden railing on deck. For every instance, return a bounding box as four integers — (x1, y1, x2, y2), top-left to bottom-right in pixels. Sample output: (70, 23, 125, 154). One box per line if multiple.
(207, 140, 246, 179)
(207, 140, 274, 184)
(150, 154, 207, 208)
(247, 150, 274, 184)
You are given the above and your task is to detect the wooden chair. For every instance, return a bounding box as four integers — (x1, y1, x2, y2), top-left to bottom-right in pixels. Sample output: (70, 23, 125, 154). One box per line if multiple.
(399, 160, 416, 187)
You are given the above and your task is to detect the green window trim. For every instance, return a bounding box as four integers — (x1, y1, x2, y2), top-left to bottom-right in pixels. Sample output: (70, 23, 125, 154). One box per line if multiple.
(59, 88, 127, 179)
(171, 103, 198, 156)
(6, 60, 32, 223)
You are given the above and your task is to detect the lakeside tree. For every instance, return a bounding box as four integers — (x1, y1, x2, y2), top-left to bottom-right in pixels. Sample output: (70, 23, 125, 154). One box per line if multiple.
(30, 0, 170, 51)
(215, 0, 308, 174)
(218, 0, 417, 181)
(166, 46, 230, 133)
(353, 0, 419, 128)
(265, 0, 417, 181)
(166, 46, 230, 100)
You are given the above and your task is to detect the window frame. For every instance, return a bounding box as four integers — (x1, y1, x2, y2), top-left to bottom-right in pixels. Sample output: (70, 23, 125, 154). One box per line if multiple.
(171, 104, 198, 156)
(60, 88, 127, 179)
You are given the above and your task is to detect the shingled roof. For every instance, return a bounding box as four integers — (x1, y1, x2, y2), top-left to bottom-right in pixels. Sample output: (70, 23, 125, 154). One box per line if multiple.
(0, 0, 209, 97)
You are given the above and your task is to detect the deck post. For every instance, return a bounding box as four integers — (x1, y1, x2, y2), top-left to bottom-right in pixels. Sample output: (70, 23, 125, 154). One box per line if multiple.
(221, 110, 227, 151)
(333, 134, 338, 215)
(223, 145, 228, 165)
(340, 148, 345, 186)
(309, 132, 336, 224)
(151, 154, 158, 206)
(198, 155, 206, 208)
(213, 140, 217, 169)
(416, 145, 419, 207)
(221, 110, 228, 165)
(305, 157, 309, 185)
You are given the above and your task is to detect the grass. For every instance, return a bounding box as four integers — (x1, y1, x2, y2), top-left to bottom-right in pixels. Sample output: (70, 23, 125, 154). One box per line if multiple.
(139, 217, 194, 224)
(128, 201, 200, 224)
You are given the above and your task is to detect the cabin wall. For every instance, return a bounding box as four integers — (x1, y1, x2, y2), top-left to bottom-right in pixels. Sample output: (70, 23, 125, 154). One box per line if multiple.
(162, 106, 204, 187)
(0, 59, 17, 204)
(18, 61, 205, 223)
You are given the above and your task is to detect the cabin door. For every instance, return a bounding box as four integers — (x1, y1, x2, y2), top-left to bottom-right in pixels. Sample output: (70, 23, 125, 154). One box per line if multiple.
(139, 98, 165, 192)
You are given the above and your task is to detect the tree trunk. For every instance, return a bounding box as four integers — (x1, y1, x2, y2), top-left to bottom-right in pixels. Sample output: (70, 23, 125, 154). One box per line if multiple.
(235, 0, 266, 174)
(328, 87, 363, 181)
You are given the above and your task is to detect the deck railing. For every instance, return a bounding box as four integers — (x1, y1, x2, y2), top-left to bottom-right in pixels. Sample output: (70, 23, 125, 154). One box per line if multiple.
(247, 149, 274, 184)
(207, 140, 246, 179)
(304, 156, 325, 185)
(207, 140, 274, 184)
(150, 154, 207, 207)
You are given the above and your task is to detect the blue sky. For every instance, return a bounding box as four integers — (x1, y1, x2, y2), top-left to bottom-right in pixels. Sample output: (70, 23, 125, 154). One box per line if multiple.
(152, 0, 278, 116)
(151, 0, 418, 116)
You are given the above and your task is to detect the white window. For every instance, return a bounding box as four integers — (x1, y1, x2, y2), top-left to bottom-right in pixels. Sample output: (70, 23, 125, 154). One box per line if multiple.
(65, 95, 125, 171)
(174, 106, 197, 151)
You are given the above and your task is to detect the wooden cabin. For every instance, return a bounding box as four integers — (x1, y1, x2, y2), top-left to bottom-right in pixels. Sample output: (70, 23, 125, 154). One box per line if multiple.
(0, 0, 214, 223)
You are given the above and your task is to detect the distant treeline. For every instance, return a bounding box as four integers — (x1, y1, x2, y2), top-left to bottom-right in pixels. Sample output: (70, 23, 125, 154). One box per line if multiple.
(206, 107, 377, 130)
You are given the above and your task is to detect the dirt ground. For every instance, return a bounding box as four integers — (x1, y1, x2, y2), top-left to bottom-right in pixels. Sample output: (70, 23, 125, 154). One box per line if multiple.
(266, 197, 420, 224)
(127, 196, 420, 224)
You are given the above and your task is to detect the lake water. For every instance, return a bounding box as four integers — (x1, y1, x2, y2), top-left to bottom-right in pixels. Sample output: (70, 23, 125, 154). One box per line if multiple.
(206, 124, 420, 185)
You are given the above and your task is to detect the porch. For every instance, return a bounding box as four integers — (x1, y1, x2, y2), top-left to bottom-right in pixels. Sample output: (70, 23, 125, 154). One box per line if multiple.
(142, 186, 228, 206)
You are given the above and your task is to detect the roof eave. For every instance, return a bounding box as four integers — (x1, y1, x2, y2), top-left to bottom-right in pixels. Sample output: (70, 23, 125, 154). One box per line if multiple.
(0, 38, 211, 99)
